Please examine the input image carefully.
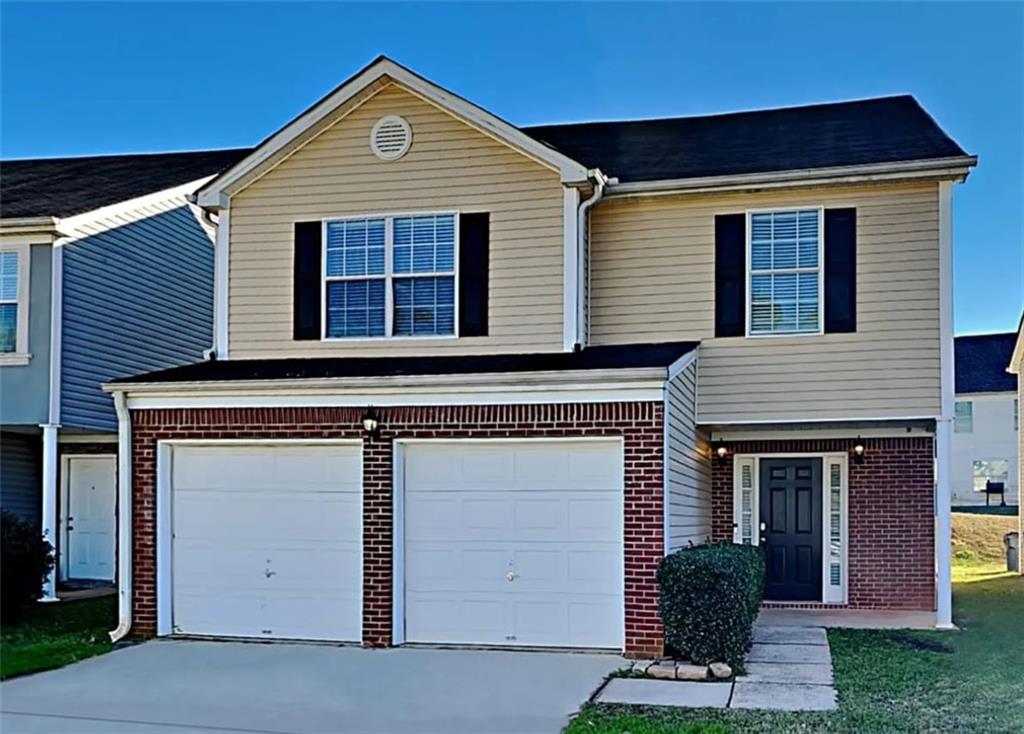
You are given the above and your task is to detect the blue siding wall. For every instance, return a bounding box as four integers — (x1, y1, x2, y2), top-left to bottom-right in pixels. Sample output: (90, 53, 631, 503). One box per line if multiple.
(61, 204, 214, 432)
(0, 244, 52, 425)
(0, 431, 41, 522)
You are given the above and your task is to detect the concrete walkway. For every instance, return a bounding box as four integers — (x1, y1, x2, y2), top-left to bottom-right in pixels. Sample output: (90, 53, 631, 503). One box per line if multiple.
(597, 624, 837, 712)
(758, 607, 937, 629)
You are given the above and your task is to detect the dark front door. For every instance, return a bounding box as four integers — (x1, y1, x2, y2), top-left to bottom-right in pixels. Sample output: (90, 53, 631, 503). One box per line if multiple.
(759, 458, 822, 601)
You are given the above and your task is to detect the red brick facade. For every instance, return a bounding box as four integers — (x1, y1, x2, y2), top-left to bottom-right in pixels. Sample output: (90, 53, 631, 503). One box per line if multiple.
(129, 402, 666, 657)
(711, 437, 936, 610)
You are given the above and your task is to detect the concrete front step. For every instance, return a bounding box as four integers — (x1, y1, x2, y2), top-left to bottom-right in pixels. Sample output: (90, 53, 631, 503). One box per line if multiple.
(752, 625, 829, 646)
(744, 662, 834, 685)
(747, 642, 832, 664)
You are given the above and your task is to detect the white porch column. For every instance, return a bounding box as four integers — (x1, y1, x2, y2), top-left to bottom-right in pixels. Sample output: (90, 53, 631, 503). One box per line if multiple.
(935, 418, 953, 627)
(39, 422, 60, 601)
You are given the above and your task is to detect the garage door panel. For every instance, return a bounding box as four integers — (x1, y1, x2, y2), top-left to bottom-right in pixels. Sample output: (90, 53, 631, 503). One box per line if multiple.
(171, 443, 362, 642)
(403, 440, 623, 649)
(175, 493, 360, 543)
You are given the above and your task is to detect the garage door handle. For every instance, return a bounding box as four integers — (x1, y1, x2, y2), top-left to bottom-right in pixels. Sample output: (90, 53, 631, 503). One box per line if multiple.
(506, 571, 518, 582)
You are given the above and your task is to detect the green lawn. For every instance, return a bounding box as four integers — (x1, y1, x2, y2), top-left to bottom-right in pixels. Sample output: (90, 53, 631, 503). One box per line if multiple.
(1, 596, 117, 680)
(567, 574, 1024, 734)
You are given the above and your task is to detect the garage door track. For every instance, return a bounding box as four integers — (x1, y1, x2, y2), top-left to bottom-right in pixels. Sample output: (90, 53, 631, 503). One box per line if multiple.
(0, 639, 622, 734)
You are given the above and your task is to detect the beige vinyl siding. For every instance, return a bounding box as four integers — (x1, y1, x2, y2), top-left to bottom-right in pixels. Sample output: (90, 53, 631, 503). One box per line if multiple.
(590, 182, 941, 422)
(666, 357, 712, 551)
(228, 83, 565, 358)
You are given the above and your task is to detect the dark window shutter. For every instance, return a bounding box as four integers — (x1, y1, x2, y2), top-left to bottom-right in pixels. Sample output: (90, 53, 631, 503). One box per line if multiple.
(715, 213, 746, 337)
(293, 221, 322, 340)
(459, 212, 489, 336)
(824, 208, 856, 333)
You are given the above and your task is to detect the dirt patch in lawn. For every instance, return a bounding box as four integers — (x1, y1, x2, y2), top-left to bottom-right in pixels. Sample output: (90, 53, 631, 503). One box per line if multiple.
(952, 512, 1017, 563)
(886, 632, 954, 654)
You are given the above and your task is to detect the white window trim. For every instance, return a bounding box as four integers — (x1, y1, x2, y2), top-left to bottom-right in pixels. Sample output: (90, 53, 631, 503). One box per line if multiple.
(319, 211, 460, 342)
(0, 241, 31, 364)
(745, 206, 825, 338)
(732, 452, 848, 605)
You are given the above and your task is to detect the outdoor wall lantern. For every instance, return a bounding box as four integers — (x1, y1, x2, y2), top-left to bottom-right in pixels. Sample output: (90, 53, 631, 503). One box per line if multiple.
(362, 407, 380, 439)
(714, 442, 729, 465)
(852, 439, 866, 465)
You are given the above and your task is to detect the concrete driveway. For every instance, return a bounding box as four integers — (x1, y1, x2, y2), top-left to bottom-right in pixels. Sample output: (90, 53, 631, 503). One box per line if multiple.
(0, 639, 622, 734)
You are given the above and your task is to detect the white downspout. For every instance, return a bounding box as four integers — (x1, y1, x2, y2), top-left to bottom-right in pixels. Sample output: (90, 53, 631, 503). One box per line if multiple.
(935, 180, 954, 629)
(575, 170, 610, 349)
(109, 390, 133, 642)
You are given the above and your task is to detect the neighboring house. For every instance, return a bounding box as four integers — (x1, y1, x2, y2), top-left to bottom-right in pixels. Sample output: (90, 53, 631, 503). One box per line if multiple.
(1008, 314, 1024, 574)
(103, 57, 976, 657)
(0, 148, 246, 598)
(952, 333, 1019, 507)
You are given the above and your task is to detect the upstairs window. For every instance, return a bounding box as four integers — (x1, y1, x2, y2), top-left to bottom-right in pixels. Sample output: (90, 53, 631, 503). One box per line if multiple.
(324, 213, 456, 339)
(749, 209, 822, 335)
(954, 401, 974, 433)
(0, 248, 22, 354)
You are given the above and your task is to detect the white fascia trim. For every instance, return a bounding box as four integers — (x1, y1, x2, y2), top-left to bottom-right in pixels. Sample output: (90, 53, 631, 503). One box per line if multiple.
(58, 433, 118, 444)
(605, 156, 978, 198)
(104, 370, 667, 410)
(0, 217, 64, 239)
(706, 414, 938, 426)
(196, 57, 589, 208)
(214, 208, 230, 357)
(712, 426, 934, 441)
(562, 187, 580, 351)
(57, 176, 215, 243)
(1009, 314, 1024, 374)
(666, 346, 698, 381)
(103, 366, 667, 395)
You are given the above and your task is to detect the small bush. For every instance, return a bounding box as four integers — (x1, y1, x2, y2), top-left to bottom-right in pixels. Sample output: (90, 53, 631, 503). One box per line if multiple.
(1, 511, 55, 623)
(657, 543, 764, 670)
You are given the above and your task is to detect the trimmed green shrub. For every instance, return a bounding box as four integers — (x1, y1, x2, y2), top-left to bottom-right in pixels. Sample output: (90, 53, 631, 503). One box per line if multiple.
(1, 511, 54, 623)
(657, 543, 764, 670)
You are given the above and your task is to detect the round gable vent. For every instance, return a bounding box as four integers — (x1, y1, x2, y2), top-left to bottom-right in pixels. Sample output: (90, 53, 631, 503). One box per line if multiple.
(370, 115, 412, 160)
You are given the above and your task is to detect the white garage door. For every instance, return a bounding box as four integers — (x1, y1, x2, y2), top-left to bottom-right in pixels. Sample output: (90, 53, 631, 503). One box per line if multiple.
(402, 440, 623, 649)
(171, 443, 362, 641)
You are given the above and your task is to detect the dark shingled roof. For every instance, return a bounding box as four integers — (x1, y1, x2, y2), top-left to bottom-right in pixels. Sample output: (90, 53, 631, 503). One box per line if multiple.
(111, 342, 697, 384)
(955, 333, 1018, 394)
(3, 96, 969, 220)
(524, 95, 968, 183)
(0, 148, 251, 219)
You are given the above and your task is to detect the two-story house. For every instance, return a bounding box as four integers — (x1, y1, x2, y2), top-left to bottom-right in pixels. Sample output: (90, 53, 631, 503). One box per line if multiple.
(951, 333, 1019, 507)
(0, 149, 245, 598)
(103, 57, 975, 657)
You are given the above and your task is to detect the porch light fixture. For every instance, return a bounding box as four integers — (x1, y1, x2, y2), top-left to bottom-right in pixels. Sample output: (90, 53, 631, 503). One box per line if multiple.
(714, 442, 729, 465)
(362, 407, 380, 438)
(852, 439, 865, 465)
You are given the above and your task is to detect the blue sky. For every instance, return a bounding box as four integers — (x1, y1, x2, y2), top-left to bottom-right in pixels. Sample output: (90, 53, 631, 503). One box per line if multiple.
(2, 2, 1021, 334)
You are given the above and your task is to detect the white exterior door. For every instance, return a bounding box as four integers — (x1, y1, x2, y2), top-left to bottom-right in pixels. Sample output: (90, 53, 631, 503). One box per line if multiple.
(401, 440, 624, 649)
(66, 455, 116, 581)
(170, 443, 362, 641)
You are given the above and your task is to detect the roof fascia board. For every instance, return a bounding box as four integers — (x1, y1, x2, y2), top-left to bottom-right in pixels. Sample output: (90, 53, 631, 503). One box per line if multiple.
(604, 156, 979, 198)
(196, 58, 590, 208)
(56, 176, 215, 242)
(0, 217, 64, 240)
(1009, 315, 1024, 374)
(103, 366, 669, 395)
